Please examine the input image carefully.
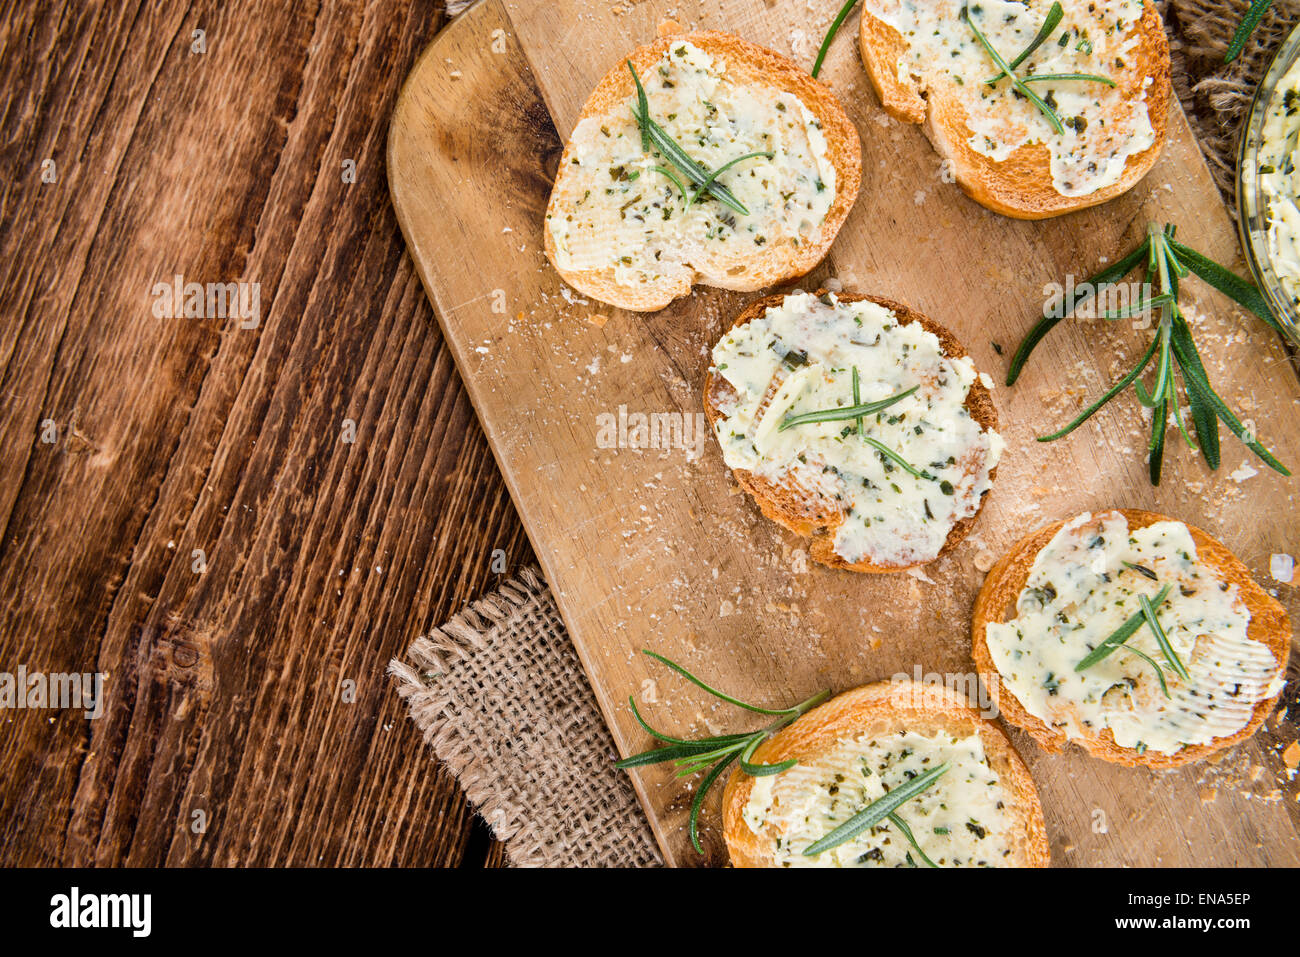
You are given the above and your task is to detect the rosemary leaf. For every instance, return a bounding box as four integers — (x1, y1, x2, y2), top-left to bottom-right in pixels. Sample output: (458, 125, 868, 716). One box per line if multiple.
(1166, 368, 1198, 450)
(1165, 237, 1284, 335)
(812, 0, 860, 78)
(640, 650, 798, 715)
(1037, 333, 1159, 441)
(648, 164, 689, 202)
(802, 763, 950, 857)
(1019, 73, 1117, 87)
(1122, 560, 1158, 581)
(1169, 317, 1221, 469)
(1149, 395, 1168, 485)
(628, 59, 651, 152)
(1008, 238, 1150, 385)
(780, 385, 918, 431)
(625, 695, 749, 747)
(1099, 292, 1174, 320)
(1075, 584, 1173, 670)
(1121, 642, 1171, 698)
(851, 366, 864, 440)
(990, 1, 1063, 80)
(615, 742, 735, 769)
(1169, 336, 1290, 475)
(1226, 0, 1274, 64)
(673, 739, 757, 770)
(863, 435, 926, 479)
(887, 811, 940, 868)
(1133, 378, 1156, 408)
(739, 735, 799, 777)
(689, 754, 736, 854)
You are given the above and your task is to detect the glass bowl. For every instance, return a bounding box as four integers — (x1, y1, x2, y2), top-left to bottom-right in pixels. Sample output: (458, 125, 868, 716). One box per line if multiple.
(1237, 19, 1300, 348)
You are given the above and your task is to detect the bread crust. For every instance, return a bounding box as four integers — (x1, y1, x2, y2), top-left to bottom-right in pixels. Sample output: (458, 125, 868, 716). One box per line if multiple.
(972, 508, 1293, 768)
(857, 1, 1171, 219)
(703, 290, 998, 572)
(722, 680, 1051, 867)
(543, 31, 861, 311)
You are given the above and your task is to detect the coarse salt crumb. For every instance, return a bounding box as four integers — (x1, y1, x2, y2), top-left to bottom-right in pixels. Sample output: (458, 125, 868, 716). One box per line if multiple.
(1230, 461, 1258, 483)
(1271, 553, 1294, 584)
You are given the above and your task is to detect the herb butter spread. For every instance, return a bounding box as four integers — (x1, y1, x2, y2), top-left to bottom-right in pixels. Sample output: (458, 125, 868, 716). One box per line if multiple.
(742, 730, 1012, 867)
(710, 292, 1001, 567)
(547, 41, 836, 285)
(1253, 55, 1300, 309)
(863, 0, 1155, 196)
(985, 512, 1284, 755)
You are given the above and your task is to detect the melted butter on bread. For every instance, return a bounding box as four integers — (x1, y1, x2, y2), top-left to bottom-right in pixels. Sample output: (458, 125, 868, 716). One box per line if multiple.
(547, 41, 835, 290)
(985, 511, 1285, 755)
(709, 291, 1001, 567)
(864, 0, 1155, 197)
(742, 729, 1012, 867)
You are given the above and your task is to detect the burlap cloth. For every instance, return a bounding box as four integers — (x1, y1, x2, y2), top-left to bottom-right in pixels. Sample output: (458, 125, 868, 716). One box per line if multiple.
(389, 0, 1299, 867)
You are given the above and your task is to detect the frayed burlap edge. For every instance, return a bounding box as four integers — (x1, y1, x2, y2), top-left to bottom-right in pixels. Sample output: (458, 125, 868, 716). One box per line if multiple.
(388, 565, 662, 867)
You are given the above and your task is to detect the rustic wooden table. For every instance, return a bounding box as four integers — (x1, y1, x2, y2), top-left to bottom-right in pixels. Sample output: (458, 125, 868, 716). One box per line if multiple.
(0, 0, 521, 865)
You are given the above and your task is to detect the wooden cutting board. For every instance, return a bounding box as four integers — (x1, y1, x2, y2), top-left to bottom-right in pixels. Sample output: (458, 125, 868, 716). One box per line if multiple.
(388, 0, 1300, 866)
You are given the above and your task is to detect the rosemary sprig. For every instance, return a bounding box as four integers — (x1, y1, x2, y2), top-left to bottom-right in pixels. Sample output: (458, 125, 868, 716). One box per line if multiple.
(1074, 583, 1172, 671)
(1008, 222, 1290, 485)
(1072, 581, 1184, 698)
(781, 374, 932, 476)
(802, 762, 950, 857)
(963, 2, 1113, 136)
(1226, 0, 1272, 64)
(778, 384, 917, 430)
(963, 8, 1063, 135)
(812, 0, 860, 79)
(626, 62, 750, 215)
(614, 650, 830, 854)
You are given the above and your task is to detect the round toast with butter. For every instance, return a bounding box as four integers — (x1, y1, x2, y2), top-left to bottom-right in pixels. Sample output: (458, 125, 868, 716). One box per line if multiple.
(722, 680, 1050, 867)
(858, 0, 1170, 219)
(973, 509, 1292, 768)
(543, 31, 861, 312)
(704, 290, 1001, 572)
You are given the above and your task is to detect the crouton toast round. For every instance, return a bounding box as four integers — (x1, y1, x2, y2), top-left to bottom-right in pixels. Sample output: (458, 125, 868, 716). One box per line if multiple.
(973, 509, 1291, 767)
(723, 680, 1050, 867)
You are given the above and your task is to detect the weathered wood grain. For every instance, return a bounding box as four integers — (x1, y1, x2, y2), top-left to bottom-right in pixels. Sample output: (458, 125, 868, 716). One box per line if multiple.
(0, 0, 522, 866)
(391, 0, 1300, 865)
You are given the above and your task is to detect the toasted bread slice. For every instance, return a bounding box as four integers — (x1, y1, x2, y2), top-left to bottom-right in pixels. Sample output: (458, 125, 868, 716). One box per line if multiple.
(858, 0, 1170, 219)
(543, 32, 860, 311)
(704, 290, 1000, 572)
(973, 509, 1291, 768)
(723, 680, 1050, 867)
